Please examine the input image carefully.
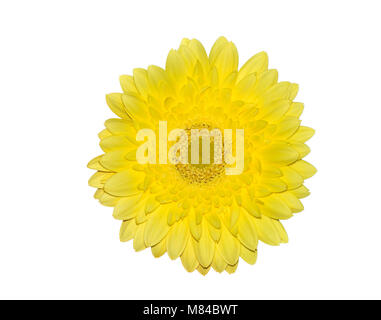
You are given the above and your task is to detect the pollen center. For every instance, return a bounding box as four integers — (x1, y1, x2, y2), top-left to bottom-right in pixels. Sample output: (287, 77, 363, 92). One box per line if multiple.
(175, 122, 225, 185)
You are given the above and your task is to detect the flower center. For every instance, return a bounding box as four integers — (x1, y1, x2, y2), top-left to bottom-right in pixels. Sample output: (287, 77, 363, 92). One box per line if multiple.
(176, 162, 225, 184)
(175, 122, 225, 185)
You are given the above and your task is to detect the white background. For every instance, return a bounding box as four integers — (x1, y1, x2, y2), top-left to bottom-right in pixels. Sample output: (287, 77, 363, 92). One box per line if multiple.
(1, 0, 380, 300)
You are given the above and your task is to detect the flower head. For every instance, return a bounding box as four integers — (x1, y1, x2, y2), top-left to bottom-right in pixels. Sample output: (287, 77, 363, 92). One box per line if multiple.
(88, 37, 316, 275)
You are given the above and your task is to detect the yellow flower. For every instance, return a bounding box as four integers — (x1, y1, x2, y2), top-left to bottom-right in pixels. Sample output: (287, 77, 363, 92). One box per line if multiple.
(88, 37, 316, 275)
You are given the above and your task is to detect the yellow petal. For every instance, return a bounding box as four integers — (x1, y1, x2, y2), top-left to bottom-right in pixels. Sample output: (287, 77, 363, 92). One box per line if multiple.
(104, 169, 144, 196)
(278, 192, 304, 213)
(151, 237, 167, 258)
(100, 150, 131, 172)
(104, 118, 134, 135)
(253, 215, 281, 245)
(240, 246, 257, 265)
(99, 136, 135, 152)
(260, 142, 299, 165)
(98, 191, 120, 207)
(291, 185, 310, 199)
(98, 128, 112, 140)
(189, 209, 202, 240)
(225, 262, 238, 274)
(87, 155, 108, 171)
(133, 224, 146, 251)
(240, 193, 261, 218)
(289, 83, 299, 100)
(188, 39, 209, 71)
(193, 221, 215, 267)
(178, 44, 197, 72)
(120, 219, 137, 242)
(94, 188, 103, 200)
(212, 249, 227, 273)
(88, 171, 113, 188)
(167, 220, 189, 260)
(226, 204, 240, 230)
(196, 265, 211, 276)
(166, 49, 187, 87)
(133, 68, 149, 99)
(207, 223, 221, 242)
(261, 194, 293, 219)
(180, 240, 198, 272)
(263, 82, 291, 103)
(105, 93, 130, 119)
(232, 73, 256, 101)
(119, 75, 137, 94)
(291, 142, 311, 158)
(121, 93, 149, 120)
(144, 195, 159, 214)
(209, 36, 229, 64)
(272, 220, 288, 243)
(290, 126, 315, 143)
(147, 65, 167, 91)
(222, 71, 238, 88)
(273, 117, 301, 139)
(113, 193, 143, 220)
(260, 177, 287, 193)
(237, 51, 268, 82)
(258, 100, 290, 121)
(287, 102, 304, 117)
(237, 212, 258, 250)
(205, 212, 221, 229)
(213, 42, 238, 81)
(261, 164, 282, 178)
(280, 166, 304, 189)
(255, 69, 278, 93)
(290, 160, 317, 179)
(218, 225, 240, 265)
(144, 205, 170, 247)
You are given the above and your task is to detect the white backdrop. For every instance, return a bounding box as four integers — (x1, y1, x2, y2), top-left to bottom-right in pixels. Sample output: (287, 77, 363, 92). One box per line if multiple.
(1, 0, 380, 299)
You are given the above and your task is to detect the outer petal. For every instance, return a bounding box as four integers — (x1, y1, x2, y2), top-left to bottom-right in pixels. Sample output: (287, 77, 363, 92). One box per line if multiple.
(104, 169, 144, 197)
(144, 205, 170, 247)
(104, 118, 134, 135)
(217, 225, 240, 265)
(120, 219, 137, 242)
(88, 171, 113, 188)
(166, 49, 187, 87)
(213, 42, 238, 81)
(209, 36, 229, 64)
(253, 216, 281, 245)
(121, 93, 149, 120)
(119, 75, 138, 94)
(167, 220, 189, 260)
(237, 211, 258, 250)
(133, 224, 146, 251)
(240, 246, 258, 265)
(133, 68, 149, 99)
(181, 239, 198, 272)
(87, 155, 108, 171)
(105, 93, 130, 119)
(237, 51, 268, 82)
(188, 39, 209, 71)
(290, 160, 317, 179)
(260, 194, 293, 219)
(193, 221, 215, 268)
(100, 150, 132, 172)
(212, 249, 228, 273)
(290, 126, 315, 143)
(260, 142, 299, 165)
(151, 238, 167, 258)
(113, 193, 143, 220)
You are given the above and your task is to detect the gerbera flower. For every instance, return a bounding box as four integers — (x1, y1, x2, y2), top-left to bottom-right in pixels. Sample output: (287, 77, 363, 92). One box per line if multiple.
(88, 37, 316, 275)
